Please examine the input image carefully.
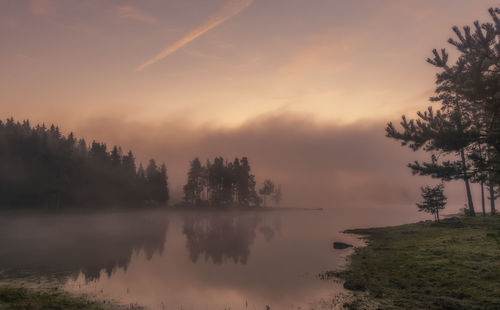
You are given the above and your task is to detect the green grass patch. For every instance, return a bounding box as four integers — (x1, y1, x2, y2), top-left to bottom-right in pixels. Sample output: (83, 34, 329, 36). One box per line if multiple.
(328, 216, 500, 309)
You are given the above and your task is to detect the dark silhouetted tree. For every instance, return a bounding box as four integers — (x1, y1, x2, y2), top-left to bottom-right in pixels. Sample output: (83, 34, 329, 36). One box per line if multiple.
(417, 184, 447, 223)
(412, 6, 500, 214)
(386, 106, 478, 216)
(159, 164, 169, 204)
(145, 159, 169, 205)
(182, 156, 260, 207)
(259, 180, 275, 207)
(0, 118, 169, 208)
(272, 184, 282, 205)
(184, 158, 204, 205)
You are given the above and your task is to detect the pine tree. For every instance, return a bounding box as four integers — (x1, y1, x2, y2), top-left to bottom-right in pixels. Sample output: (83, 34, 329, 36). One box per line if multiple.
(184, 158, 204, 205)
(417, 184, 447, 223)
(272, 185, 282, 205)
(386, 106, 478, 216)
(425, 7, 500, 210)
(259, 180, 275, 207)
(0, 118, 168, 208)
(237, 157, 252, 206)
(110, 146, 122, 167)
(159, 163, 169, 205)
(183, 156, 260, 207)
(122, 151, 136, 176)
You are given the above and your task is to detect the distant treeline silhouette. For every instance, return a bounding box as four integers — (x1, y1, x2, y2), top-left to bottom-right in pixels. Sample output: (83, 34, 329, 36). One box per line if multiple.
(0, 118, 169, 208)
(387, 6, 500, 217)
(182, 157, 262, 207)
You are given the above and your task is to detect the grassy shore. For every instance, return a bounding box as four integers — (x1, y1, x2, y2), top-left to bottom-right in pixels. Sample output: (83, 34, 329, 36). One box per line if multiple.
(0, 285, 140, 310)
(327, 216, 500, 310)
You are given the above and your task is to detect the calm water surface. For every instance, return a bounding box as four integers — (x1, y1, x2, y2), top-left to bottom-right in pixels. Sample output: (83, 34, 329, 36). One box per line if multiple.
(0, 208, 425, 310)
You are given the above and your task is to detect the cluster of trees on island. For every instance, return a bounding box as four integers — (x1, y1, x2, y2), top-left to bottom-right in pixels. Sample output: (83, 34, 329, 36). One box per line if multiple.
(387, 6, 500, 220)
(0, 118, 281, 209)
(0, 118, 168, 208)
(182, 157, 282, 208)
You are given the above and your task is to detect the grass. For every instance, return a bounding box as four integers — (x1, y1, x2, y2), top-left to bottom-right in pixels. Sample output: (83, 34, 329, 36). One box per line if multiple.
(0, 285, 123, 310)
(326, 215, 500, 310)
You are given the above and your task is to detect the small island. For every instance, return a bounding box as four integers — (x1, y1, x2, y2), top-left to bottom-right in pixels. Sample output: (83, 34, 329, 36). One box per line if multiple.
(179, 157, 281, 208)
(1, 1, 500, 309)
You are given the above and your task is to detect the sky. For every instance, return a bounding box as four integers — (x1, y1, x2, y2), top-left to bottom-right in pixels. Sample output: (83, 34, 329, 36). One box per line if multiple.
(1, 0, 498, 210)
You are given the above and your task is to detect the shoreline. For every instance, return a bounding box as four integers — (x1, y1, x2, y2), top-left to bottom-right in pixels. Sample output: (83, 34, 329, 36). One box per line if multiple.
(0, 206, 323, 216)
(325, 215, 500, 309)
(0, 284, 142, 310)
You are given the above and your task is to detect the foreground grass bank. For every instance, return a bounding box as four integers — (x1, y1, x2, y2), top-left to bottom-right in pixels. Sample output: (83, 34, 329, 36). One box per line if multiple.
(328, 216, 500, 309)
(0, 285, 136, 310)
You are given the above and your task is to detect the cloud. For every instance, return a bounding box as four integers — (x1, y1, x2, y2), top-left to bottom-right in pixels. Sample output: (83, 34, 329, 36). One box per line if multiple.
(278, 30, 360, 78)
(136, 0, 254, 71)
(28, 0, 54, 16)
(70, 112, 473, 212)
(117, 5, 157, 25)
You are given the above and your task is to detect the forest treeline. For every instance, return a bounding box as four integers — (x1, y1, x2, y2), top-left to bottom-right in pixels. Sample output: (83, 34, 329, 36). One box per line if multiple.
(0, 118, 280, 209)
(0, 118, 168, 208)
(387, 6, 500, 218)
(182, 157, 281, 207)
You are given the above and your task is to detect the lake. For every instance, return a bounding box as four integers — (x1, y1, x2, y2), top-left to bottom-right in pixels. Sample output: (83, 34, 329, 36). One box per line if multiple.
(0, 208, 425, 309)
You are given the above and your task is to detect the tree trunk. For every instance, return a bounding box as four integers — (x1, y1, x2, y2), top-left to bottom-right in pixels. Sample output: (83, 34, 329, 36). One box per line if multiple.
(436, 210, 440, 223)
(460, 149, 475, 216)
(486, 148, 496, 215)
(481, 182, 486, 216)
(489, 184, 496, 215)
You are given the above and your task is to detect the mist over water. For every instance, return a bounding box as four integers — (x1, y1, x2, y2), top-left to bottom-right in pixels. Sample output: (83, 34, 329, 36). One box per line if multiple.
(0, 208, 427, 309)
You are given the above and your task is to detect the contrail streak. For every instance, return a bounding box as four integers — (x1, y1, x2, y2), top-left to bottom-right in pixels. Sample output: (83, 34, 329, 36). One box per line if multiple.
(136, 0, 254, 71)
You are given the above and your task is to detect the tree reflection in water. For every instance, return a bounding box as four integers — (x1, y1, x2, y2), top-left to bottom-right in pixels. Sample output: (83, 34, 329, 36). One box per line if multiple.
(0, 210, 169, 282)
(182, 212, 279, 264)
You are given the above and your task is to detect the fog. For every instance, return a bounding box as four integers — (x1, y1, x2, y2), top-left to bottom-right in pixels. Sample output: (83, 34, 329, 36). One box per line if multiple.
(73, 112, 475, 213)
(0, 209, 427, 309)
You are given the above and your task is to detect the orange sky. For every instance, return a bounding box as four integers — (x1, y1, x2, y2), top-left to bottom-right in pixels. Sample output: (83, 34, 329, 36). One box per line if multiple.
(0, 0, 498, 209)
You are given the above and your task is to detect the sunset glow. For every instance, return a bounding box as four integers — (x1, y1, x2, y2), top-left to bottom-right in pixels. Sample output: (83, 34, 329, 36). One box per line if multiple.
(1, 0, 498, 207)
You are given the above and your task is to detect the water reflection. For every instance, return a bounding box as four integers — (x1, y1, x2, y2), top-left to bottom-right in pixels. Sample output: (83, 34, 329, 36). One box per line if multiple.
(63, 210, 354, 310)
(182, 212, 277, 264)
(0, 209, 390, 309)
(0, 210, 168, 281)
